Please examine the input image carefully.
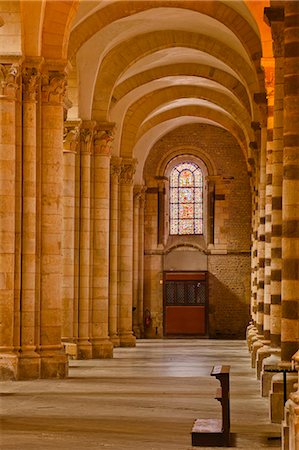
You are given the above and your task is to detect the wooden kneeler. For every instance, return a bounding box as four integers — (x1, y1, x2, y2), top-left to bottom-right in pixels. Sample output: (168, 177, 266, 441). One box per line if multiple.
(191, 365, 230, 447)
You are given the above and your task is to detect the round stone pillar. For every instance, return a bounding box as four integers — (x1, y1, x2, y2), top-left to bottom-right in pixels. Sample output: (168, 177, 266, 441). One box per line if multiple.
(62, 121, 80, 358)
(18, 63, 40, 379)
(264, 66, 275, 343)
(257, 124, 267, 336)
(270, 23, 284, 350)
(281, 1, 299, 361)
(39, 67, 68, 378)
(90, 126, 114, 359)
(0, 61, 20, 380)
(138, 189, 146, 338)
(109, 157, 122, 347)
(76, 121, 95, 359)
(119, 159, 137, 347)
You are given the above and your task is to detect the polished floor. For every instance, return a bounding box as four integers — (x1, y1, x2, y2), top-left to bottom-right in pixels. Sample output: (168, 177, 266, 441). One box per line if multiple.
(1, 340, 281, 449)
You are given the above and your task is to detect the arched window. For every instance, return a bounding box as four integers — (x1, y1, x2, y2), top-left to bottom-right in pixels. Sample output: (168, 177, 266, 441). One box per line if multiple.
(169, 162, 203, 235)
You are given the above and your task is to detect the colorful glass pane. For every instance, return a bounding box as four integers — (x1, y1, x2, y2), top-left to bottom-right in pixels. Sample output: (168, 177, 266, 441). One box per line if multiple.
(169, 161, 203, 235)
(179, 204, 194, 219)
(179, 170, 193, 187)
(179, 188, 193, 203)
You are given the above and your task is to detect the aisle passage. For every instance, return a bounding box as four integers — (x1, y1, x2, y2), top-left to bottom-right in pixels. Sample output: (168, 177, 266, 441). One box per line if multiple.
(1, 340, 280, 449)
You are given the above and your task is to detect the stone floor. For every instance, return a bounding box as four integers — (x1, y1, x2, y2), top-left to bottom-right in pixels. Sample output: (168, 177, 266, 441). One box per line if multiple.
(1, 340, 281, 449)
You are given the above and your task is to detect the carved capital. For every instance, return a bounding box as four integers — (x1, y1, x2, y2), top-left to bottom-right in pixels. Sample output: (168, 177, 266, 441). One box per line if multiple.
(120, 159, 137, 185)
(110, 156, 122, 179)
(264, 65, 275, 98)
(272, 23, 284, 58)
(63, 120, 81, 153)
(41, 71, 67, 104)
(80, 121, 96, 154)
(22, 67, 39, 101)
(94, 129, 114, 156)
(0, 63, 20, 98)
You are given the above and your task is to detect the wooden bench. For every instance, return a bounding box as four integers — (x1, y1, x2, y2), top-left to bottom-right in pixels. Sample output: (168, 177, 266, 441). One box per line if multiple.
(191, 365, 230, 447)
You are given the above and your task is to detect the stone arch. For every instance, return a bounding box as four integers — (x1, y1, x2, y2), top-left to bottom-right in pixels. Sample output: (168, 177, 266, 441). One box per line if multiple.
(112, 63, 252, 116)
(41, 0, 79, 59)
(68, 0, 262, 66)
(91, 30, 260, 121)
(119, 86, 252, 158)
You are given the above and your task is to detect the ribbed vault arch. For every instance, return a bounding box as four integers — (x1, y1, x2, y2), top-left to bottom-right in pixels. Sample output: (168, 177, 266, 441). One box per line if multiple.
(91, 30, 260, 121)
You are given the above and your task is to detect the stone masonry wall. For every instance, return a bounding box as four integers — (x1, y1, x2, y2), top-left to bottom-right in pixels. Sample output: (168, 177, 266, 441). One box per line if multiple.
(143, 123, 251, 338)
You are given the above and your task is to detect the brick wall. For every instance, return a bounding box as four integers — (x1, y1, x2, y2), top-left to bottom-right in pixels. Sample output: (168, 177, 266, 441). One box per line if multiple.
(143, 123, 251, 338)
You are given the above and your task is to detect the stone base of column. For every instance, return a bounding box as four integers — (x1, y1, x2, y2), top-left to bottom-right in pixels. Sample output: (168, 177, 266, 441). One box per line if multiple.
(91, 339, 113, 359)
(261, 351, 281, 397)
(251, 339, 265, 368)
(133, 325, 141, 339)
(18, 350, 40, 380)
(247, 327, 258, 351)
(76, 340, 93, 360)
(270, 373, 298, 423)
(40, 350, 68, 379)
(282, 393, 299, 450)
(119, 333, 136, 347)
(256, 345, 272, 379)
(110, 334, 120, 348)
(62, 342, 78, 360)
(0, 352, 19, 380)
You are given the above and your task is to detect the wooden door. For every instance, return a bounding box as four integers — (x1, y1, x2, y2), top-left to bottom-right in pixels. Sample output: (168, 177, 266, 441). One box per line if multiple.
(164, 272, 207, 336)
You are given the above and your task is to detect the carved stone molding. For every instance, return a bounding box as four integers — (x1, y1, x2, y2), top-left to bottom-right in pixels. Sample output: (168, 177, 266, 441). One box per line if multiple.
(120, 159, 137, 185)
(41, 71, 67, 104)
(0, 63, 20, 98)
(22, 67, 39, 102)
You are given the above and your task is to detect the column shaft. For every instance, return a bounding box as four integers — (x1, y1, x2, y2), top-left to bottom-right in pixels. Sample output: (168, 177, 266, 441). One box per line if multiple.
(109, 157, 121, 347)
(18, 65, 40, 379)
(281, 1, 299, 361)
(119, 159, 136, 347)
(91, 128, 113, 358)
(39, 69, 68, 378)
(0, 62, 19, 379)
(77, 123, 95, 359)
(62, 122, 80, 347)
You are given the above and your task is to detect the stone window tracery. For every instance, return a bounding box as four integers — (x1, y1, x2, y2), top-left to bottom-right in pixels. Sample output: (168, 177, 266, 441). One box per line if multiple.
(169, 162, 203, 235)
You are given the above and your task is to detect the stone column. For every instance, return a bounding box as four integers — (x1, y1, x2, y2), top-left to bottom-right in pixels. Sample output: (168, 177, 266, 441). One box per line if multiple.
(18, 63, 40, 379)
(270, 20, 284, 352)
(90, 125, 114, 359)
(281, 0, 299, 362)
(0, 61, 20, 380)
(133, 186, 141, 337)
(138, 188, 146, 338)
(261, 14, 285, 397)
(256, 122, 267, 337)
(109, 157, 122, 347)
(76, 121, 95, 359)
(133, 185, 146, 338)
(62, 120, 80, 358)
(119, 159, 137, 347)
(263, 66, 275, 344)
(39, 66, 68, 378)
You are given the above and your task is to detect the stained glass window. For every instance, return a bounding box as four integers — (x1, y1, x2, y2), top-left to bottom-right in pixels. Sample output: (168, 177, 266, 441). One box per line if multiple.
(169, 162, 203, 235)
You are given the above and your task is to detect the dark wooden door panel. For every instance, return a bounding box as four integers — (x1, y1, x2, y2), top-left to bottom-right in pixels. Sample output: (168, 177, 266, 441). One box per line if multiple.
(165, 306, 206, 335)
